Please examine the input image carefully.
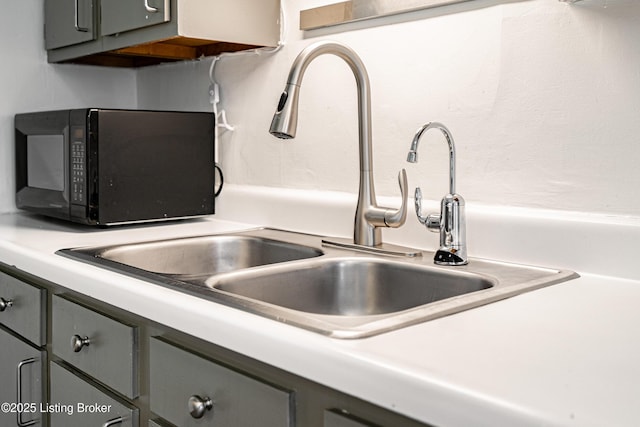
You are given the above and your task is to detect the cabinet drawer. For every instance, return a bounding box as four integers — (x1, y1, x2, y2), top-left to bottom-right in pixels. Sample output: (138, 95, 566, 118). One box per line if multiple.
(150, 337, 293, 427)
(50, 361, 138, 427)
(52, 295, 138, 398)
(0, 270, 46, 345)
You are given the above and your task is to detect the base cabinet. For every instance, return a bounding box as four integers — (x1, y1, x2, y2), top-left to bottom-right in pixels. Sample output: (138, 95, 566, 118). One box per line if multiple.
(49, 362, 138, 427)
(149, 337, 292, 427)
(0, 263, 431, 427)
(0, 328, 45, 427)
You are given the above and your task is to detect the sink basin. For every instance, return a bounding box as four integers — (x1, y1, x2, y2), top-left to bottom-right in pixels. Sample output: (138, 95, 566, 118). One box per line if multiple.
(210, 258, 493, 316)
(91, 233, 322, 276)
(58, 228, 578, 338)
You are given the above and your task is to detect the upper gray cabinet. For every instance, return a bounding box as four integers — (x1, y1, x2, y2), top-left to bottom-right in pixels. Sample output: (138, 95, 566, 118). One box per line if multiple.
(44, 0, 281, 67)
(100, 0, 170, 36)
(45, 0, 97, 49)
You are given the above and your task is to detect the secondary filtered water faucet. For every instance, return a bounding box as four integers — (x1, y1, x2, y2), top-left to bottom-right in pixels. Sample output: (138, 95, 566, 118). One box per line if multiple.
(407, 122, 468, 265)
(270, 41, 409, 250)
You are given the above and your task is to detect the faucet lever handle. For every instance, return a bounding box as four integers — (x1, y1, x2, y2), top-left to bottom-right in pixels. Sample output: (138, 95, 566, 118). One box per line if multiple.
(415, 187, 441, 232)
(383, 169, 408, 227)
(414, 187, 426, 225)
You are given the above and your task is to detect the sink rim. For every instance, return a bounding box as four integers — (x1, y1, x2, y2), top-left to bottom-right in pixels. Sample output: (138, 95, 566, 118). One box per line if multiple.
(57, 227, 579, 339)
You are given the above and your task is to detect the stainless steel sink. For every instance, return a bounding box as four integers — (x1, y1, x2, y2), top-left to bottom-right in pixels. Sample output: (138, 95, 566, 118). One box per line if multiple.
(88, 234, 323, 276)
(210, 258, 493, 316)
(58, 228, 578, 338)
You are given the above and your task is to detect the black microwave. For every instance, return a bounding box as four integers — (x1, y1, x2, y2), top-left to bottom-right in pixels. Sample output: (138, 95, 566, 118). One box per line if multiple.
(15, 108, 215, 226)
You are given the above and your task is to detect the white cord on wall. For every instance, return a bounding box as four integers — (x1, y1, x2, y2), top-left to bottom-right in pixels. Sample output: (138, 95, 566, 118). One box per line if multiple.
(208, 0, 287, 163)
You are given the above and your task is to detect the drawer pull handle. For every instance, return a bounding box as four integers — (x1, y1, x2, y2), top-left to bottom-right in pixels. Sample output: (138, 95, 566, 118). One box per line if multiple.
(0, 297, 13, 312)
(102, 416, 124, 427)
(16, 358, 37, 427)
(188, 395, 213, 419)
(71, 334, 91, 352)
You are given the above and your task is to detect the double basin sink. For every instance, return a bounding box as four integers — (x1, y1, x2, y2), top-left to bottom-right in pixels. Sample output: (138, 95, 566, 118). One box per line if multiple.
(59, 228, 578, 338)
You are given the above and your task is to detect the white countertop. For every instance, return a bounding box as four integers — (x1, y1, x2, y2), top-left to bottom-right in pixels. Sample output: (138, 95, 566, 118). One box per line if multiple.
(2, 186, 640, 427)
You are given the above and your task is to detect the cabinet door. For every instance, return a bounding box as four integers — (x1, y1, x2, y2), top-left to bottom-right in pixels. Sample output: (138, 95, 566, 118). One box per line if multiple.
(50, 362, 138, 427)
(0, 329, 45, 427)
(101, 0, 170, 37)
(150, 337, 293, 427)
(45, 0, 96, 49)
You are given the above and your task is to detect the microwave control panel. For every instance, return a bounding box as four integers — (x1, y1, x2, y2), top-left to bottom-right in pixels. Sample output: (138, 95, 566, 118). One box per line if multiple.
(70, 126, 86, 204)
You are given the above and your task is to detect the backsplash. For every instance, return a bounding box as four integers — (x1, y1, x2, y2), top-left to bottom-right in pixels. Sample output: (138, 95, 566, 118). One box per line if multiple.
(2, 0, 639, 219)
(137, 0, 640, 217)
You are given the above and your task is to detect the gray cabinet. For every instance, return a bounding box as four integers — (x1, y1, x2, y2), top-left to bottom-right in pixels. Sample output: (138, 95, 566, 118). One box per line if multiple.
(51, 294, 139, 399)
(0, 328, 45, 427)
(0, 270, 46, 346)
(149, 337, 293, 427)
(44, 0, 96, 49)
(0, 270, 46, 427)
(100, 0, 170, 36)
(50, 361, 138, 427)
(0, 263, 429, 427)
(45, 0, 281, 66)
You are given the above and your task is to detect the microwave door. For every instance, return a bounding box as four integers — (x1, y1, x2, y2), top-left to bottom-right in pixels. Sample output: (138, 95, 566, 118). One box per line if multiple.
(27, 135, 66, 192)
(15, 111, 70, 219)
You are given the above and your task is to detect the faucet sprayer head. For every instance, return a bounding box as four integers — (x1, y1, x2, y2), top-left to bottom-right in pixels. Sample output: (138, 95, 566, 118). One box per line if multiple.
(406, 131, 424, 163)
(269, 83, 301, 139)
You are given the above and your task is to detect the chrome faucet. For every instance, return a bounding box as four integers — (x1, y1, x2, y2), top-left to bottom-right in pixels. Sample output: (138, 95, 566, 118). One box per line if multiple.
(407, 122, 468, 265)
(270, 41, 409, 251)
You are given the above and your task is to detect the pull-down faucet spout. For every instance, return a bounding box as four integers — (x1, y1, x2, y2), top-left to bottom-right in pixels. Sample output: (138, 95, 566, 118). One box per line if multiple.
(270, 41, 408, 250)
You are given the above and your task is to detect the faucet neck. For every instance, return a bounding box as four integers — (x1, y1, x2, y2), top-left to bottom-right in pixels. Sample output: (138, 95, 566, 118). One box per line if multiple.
(272, 41, 408, 248)
(288, 42, 379, 245)
(409, 122, 456, 195)
(286, 42, 374, 175)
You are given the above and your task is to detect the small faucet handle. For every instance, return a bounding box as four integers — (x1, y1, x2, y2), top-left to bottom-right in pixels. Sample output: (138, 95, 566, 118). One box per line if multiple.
(383, 169, 408, 227)
(414, 187, 441, 232)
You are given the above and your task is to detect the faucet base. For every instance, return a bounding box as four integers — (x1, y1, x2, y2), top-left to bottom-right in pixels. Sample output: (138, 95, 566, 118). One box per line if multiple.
(322, 237, 423, 258)
(434, 249, 468, 266)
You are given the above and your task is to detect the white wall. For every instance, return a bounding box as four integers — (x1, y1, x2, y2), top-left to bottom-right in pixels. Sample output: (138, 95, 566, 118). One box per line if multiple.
(0, 0, 137, 213)
(138, 0, 640, 218)
(3, 0, 638, 218)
